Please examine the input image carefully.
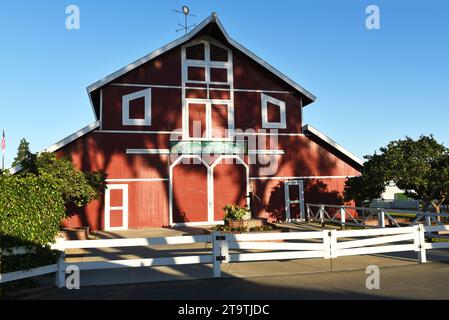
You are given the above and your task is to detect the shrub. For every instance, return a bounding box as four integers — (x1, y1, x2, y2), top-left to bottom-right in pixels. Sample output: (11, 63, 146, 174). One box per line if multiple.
(0, 174, 65, 249)
(19, 152, 107, 208)
(223, 204, 250, 221)
(0, 152, 106, 295)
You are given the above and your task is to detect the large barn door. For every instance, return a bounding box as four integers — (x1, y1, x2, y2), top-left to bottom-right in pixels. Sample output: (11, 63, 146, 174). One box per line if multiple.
(171, 158, 209, 224)
(212, 156, 249, 221)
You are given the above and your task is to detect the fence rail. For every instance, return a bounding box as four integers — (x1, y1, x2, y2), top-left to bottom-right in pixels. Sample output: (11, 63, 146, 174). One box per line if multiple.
(2, 224, 449, 287)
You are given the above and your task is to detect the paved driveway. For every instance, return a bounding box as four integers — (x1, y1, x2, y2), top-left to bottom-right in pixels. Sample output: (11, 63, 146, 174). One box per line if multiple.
(9, 261, 449, 299)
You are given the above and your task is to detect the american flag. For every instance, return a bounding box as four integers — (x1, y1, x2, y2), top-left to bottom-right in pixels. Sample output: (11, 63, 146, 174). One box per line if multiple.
(1, 129, 5, 152)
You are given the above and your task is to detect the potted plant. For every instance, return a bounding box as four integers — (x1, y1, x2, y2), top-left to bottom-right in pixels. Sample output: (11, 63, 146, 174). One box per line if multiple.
(223, 204, 264, 229)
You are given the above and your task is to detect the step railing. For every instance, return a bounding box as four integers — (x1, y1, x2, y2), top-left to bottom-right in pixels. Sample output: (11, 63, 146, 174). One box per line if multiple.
(306, 203, 449, 229)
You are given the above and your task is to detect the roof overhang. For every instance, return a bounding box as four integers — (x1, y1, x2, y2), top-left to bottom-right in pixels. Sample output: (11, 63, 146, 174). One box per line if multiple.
(8, 120, 100, 174)
(86, 12, 316, 119)
(302, 124, 364, 168)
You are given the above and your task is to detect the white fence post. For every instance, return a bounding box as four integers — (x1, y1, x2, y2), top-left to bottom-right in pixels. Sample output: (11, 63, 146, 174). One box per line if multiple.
(329, 230, 338, 258)
(55, 252, 66, 288)
(340, 206, 346, 229)
(319, 205, 325, 226)
(417, 224, 427, 263)
(378, 209, 385, 228)
(54, 237, 65, 288)
(322, 230, 331, 259)
(221, 234, 229, 264)
(212, 231, 223, 278)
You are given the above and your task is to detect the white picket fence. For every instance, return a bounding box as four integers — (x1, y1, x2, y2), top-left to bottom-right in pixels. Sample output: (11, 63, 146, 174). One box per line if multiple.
(1, 224, 449, 287)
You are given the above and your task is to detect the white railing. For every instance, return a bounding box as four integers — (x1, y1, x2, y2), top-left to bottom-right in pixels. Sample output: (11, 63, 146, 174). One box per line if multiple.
(0, 235, 213, 287)
(2, 225, 449, 286)
(306, 203, 449, 229)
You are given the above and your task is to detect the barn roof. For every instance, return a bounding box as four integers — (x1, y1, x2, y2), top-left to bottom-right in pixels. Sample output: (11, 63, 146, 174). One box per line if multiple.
(302, 124, 364, 168)
(86, 12, 316, 119)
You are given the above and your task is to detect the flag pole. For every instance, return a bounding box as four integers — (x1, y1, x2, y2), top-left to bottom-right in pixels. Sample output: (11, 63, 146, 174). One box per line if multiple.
(1, 129, 5, 170)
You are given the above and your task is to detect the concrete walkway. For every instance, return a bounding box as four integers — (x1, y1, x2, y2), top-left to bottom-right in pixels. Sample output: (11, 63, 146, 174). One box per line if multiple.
(10, 260, 449, 299)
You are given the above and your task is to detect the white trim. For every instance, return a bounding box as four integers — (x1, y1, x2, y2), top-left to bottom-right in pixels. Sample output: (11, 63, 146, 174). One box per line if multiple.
(95, 130, 181, 135)
(105, 178, 168, 182)
(248, 149, 284, 155)
(302, 124, 364, 166)
(93, 130, 301, 136)
(169, 155, 210, 226)
(86, 13, 315, 117)
(261, 93, 286, 129)
(184, 99, 234, 140)
(182, 38, 232, 86)
(181, 38, 235, 141)
(122, 88, 152, 126)
(126, 149, 170, 155)
(210, 155, 250, 219)
(112, 83, 183, 89)
(104, 184, 128, 231)
(284, 180, 305, 221)
(99, 89, 103, 130)
(169, 154, 249, 226)
(235, 132, 303, 136)
(45, 121, 100, 153)
(249, 175, 357, 180)
(111, 82, 294, 95)
(171, 221, 225, 227)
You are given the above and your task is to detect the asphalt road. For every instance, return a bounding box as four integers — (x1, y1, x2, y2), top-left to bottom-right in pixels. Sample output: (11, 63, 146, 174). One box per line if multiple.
(9, 261, 449, 300)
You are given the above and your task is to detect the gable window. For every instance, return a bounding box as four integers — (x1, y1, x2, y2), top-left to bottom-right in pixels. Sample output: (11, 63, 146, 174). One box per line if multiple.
(183, 40, 232, 85)
(261, 93, 286, 129)
(186, 43, 205, 60)
(122, 88, 151, 126)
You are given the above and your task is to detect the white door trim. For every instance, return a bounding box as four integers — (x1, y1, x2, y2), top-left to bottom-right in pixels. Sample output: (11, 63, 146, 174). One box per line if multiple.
(169, 155, 249, 226)
(284, 180, 305, 222)
(211, 155, 250, 218)
(105, 184, 129, 231)
(169, 155, 211, 226)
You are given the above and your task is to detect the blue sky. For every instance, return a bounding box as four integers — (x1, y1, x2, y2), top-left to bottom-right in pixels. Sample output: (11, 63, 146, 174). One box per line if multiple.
(0, 0, 448, 168)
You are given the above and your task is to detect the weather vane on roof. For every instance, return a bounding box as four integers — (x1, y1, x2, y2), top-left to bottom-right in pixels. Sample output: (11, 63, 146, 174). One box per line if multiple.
(174, 6, 196, 34)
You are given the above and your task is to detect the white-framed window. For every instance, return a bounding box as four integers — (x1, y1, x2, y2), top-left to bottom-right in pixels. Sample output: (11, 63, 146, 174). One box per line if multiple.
(122, 88, 152, 126)
(261, 93, 286, 129)
(182, 39, 233, 86)
(185, 98, 234, 140)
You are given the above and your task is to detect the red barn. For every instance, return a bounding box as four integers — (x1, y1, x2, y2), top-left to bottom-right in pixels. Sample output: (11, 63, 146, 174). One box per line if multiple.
(43, 13, 362, 230)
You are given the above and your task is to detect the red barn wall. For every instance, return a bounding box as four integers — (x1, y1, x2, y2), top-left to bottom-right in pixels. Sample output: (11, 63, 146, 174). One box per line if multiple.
(54, 34, 360, 230)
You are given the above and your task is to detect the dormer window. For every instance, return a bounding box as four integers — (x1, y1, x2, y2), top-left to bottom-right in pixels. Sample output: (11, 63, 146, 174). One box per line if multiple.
(122, 88, 151, 126)
(261, 93, 286, 129)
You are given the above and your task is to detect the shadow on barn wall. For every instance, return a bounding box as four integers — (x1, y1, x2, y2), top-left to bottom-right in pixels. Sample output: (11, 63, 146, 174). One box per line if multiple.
(264, 179, 343, 222)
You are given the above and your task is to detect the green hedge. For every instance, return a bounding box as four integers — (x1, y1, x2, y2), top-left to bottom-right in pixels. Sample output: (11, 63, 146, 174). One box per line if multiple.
(0, 174, 65, 278)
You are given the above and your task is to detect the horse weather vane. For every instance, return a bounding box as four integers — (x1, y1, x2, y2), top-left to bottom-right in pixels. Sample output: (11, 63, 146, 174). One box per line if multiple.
(174, 6, 196, 34)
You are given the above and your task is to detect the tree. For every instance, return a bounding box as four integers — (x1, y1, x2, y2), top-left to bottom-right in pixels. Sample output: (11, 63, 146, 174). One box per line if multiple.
(18, 151, 107, 210)
(11, 138, 31, 167)
(344, 153, 388, 206)
(344, 135, 449, 212)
